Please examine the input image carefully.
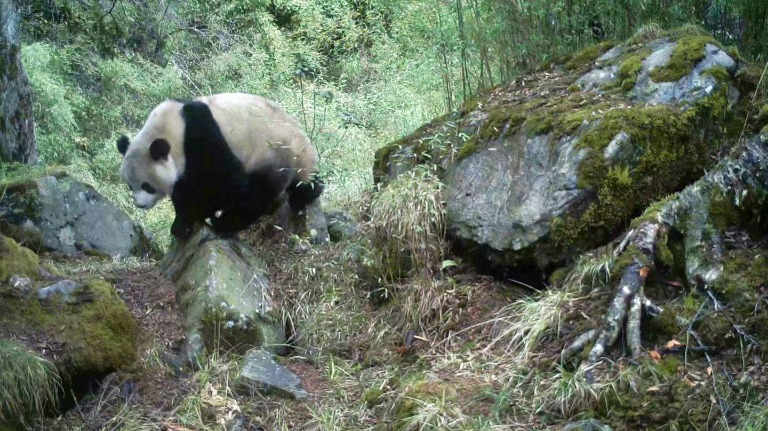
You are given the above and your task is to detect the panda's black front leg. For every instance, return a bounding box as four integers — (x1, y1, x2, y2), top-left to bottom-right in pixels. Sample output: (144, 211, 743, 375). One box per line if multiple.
(170, 182, 202, 240)
(210, 207, 251, 238)
(171, 216, 195, 240)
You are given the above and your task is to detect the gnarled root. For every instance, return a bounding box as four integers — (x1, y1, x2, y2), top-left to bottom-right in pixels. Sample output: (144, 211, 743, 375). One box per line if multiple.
(561, 135, 768, 370)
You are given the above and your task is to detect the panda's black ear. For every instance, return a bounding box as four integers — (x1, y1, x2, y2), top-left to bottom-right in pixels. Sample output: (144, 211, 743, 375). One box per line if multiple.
(117, 135, 130, 155)
(150, 139, 171, 161)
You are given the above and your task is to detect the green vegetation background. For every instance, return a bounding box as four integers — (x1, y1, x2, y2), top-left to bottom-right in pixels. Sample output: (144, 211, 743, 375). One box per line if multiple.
(7, 0, 768, 248)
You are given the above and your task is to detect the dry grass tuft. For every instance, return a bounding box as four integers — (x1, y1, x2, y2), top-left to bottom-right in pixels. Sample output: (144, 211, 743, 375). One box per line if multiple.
(483, 288, 580, 361)
(368, 164, 446, 282)
(0, 340, 61, 425)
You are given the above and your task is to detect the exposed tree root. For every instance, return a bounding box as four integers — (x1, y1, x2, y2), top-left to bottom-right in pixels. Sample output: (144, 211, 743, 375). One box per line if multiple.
(562, 134, 768, 368)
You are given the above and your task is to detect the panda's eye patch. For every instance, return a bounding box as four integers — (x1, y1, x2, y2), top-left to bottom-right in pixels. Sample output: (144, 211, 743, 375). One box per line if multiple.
(141, 183, 157, 194)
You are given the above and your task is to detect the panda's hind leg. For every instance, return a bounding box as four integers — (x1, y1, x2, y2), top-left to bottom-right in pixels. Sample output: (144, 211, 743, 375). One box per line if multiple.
(288, 176, 324, 211)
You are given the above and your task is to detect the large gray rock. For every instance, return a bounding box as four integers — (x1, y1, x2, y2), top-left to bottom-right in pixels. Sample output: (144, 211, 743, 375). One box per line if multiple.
(374, 35, 743, 272)
(0, 175, 156, 257)
(445, 133, 589, 257)
(160, 226, 285, 364)
(236, 348, 308, 400)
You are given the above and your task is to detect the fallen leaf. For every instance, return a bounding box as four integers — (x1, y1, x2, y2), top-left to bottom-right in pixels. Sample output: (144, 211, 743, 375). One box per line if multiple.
(639, 267, 651, 278)
(649, 350, 662, 361)
(646, 386, 661, 393)
(665, 339, 684, 349)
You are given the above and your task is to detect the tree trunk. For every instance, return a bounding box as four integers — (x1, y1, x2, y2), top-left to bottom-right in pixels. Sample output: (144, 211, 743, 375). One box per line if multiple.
(1, 0, 37, 165)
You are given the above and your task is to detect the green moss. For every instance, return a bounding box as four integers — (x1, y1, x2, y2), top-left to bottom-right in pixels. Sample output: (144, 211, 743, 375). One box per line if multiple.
(701, 66, 731, 84)
(567, 83, 580, 93)
(479, 109, 526, 141)
(57, 280, 138, 373)
(522, 113, 554, 136)
(617, 55, 643, 92)
(552, 87, 729, 250)
(656, 356, 681, 377)
(362, 388, 384, 408)
(459, 95, 483, 115)
(644, 308, 681, 340)
(726, 45, 742, 62)
(757, 105, 768, 129)
(711, 249, 768, 322)
(649, 35, 718, 82)
(0, 279, 138, 375)
(548, 267, 570, 287)
(373, 144, 399, 185)
(564, 41, 619, 71)
(456, 137, 479, 161)
(0, 235, 40, 282)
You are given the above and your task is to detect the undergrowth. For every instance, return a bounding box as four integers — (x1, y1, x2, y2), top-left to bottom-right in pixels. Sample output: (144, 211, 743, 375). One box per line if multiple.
(0, 340, 61, 426)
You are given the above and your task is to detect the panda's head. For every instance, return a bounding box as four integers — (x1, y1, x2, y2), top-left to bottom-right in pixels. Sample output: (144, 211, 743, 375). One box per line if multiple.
(117, 101, 184, 209)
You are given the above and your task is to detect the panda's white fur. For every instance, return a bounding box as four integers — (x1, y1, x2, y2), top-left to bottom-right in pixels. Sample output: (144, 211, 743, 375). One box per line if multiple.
(118, 92, 323, 238)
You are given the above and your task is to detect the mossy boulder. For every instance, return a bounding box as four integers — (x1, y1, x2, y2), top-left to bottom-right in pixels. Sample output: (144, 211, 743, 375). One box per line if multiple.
(0, 236, 138, 402)
(0, 175, 158, 258)
(0, 234, 40, 282)
(373, 31, 750, 274)
(160, 226, 285, 364)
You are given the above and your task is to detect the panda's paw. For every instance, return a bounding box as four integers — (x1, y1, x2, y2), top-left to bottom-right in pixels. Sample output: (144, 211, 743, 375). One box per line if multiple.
(171, 219, 193, 240)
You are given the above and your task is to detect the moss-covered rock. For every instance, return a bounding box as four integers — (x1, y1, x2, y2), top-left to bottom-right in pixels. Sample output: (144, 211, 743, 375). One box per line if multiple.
(371, 28, 752, 275)
(0, 277, 138, 376)
(161, 226, 285, 363)
(649, 35, 720, 82)
(0, 235, 40, 282)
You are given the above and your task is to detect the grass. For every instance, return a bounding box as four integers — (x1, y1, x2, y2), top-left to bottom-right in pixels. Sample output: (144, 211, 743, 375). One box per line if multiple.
(0, 340, 61, 425)
(528, 361, 664, 418)
(368, 164, 447, 282)
(483, 288, 580, 361)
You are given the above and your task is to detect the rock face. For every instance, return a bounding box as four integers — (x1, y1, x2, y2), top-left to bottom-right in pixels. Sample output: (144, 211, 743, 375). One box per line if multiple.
(0, 175, 156, 257)
(160, 226, 285, 364)
(374, 34, 745, 273)
(0, 0, 37, 164)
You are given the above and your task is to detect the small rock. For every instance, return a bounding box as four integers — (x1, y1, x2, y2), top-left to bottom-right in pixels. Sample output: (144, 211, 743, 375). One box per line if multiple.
(576, 65, 618, 91)
(325, 211, 360, 242)
(237, 348, 308, 400)
(562, 419, 614, 431)
(8, 275, 33, 297)
(38, 279, 82, 304)
(226, 414, 265, 431)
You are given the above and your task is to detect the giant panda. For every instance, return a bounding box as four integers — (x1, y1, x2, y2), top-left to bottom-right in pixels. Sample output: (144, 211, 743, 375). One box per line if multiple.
(116, 92, 324, 240)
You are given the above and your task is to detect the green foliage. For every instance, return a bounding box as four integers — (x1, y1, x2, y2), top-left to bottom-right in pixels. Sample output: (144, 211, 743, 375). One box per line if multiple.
(21, 43, 85, 165)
